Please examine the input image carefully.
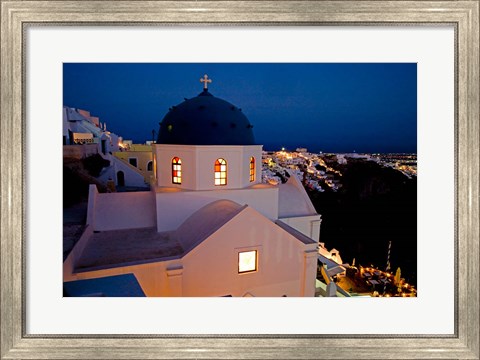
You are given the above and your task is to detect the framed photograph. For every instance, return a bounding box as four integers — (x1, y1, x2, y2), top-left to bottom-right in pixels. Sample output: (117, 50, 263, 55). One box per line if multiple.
(1, 1, 479, 359)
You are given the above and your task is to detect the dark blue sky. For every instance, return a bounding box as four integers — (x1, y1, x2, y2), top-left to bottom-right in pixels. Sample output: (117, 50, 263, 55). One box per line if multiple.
(63, 63, 416, 153)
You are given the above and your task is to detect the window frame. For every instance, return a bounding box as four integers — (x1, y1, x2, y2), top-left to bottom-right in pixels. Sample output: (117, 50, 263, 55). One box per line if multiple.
(237, 249, 259, 274)
(214, 158, 227, 186)
(249, 156, 255, 182)
(172, 157, 182, 184)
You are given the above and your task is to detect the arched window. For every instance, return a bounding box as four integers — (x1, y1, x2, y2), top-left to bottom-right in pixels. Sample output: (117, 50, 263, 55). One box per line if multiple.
(249, 157, 255, 182)
(172, 157, 181, 184)
(147, 161, 153, 172)
(214, 158, 227, 186)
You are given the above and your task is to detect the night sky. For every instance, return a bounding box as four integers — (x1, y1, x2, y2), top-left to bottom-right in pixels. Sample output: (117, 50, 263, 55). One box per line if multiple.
(63, 63, 417, 153)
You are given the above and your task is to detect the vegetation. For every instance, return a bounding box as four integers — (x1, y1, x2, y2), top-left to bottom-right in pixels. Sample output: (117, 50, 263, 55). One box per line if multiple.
(63, 155, 109, 207)
(82, 154, 110, 177)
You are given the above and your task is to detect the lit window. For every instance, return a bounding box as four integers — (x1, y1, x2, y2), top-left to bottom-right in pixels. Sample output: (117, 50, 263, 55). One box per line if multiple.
(153, 154, 157, 178)
(249, 156, 255, 182)
(214, 158, 227, 186)
(238, 250, 257, 273)
(172, 157, 181, 184)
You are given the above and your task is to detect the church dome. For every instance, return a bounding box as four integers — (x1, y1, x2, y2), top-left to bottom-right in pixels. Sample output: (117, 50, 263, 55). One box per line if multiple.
(157, 87, 255, 146)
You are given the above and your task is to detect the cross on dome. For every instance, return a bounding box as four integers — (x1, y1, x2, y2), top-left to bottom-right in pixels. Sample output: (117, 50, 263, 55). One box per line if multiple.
(200, 74, 212, 90)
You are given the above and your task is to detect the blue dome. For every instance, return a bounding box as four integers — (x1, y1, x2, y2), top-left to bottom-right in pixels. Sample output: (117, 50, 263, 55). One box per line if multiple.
(157, 89, 255, 145)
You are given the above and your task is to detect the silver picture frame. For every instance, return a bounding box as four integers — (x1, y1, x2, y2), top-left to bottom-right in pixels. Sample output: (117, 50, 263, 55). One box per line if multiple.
(1, 1, 479, 358)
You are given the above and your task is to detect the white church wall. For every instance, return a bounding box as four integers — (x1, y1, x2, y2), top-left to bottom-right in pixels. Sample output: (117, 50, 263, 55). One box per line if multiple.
(155, 186, 279, 232)
(302, 249, 319, 297)
(278, 215, 322, 242)
(188, 186, 279, 220)
(155, 145, 197, 189)
(155, 193, 217, 232)
(154, 144, 263, 191)
(71, 204, 316, 297)
(194, 146, 243, 189)
(89, 188, 156, 231)
(181, 206, 317, 297)
(240, 146, 263, 187)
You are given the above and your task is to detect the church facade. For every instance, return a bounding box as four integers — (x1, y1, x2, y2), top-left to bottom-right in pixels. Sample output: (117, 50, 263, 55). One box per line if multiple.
(64, 76, 322, 297)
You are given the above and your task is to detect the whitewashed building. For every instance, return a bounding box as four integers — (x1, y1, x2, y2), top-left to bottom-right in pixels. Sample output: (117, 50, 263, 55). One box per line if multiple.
(63, 106, 121, 155)
(64, 77, 323, 297)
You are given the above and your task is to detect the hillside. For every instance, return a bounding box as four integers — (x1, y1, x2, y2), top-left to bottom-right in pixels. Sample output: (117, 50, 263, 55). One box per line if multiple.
(307, 159, 417, 284)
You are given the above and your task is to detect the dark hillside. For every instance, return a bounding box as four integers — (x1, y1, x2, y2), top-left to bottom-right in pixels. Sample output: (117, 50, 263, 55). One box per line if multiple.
(308, 159, 417, 284)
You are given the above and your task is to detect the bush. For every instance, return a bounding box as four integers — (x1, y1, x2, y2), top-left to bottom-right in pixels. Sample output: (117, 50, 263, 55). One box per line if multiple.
(63, 166, 89, 207)
(82, 154, 110, 177)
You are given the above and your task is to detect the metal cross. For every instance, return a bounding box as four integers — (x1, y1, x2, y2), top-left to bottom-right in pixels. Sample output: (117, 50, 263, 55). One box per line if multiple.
(200, 74, 212, 89)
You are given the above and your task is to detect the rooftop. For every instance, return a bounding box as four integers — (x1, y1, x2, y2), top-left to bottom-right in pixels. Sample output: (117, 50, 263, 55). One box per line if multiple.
(275, 220, 317, 245)
(75, 227, 181, 272)
(278, 170, 318, 218)
(74, 200, 246, 273)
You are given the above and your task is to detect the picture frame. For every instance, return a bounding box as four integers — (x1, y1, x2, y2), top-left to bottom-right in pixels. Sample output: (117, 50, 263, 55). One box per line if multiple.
(1, 1, 479, 358)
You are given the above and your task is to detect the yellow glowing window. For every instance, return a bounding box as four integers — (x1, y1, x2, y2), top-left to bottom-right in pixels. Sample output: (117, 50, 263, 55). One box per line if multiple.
(238, 250, 257, 273)
(153, 154, 157, 176)
(249, 156, 255, 182)
(172, 157, 182, 184)
(214, 158, 227, 186)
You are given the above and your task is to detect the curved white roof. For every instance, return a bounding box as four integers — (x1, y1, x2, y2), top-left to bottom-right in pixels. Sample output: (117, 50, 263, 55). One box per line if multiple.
(278, 170, 318, 218)
(173, 199, 246, 254)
